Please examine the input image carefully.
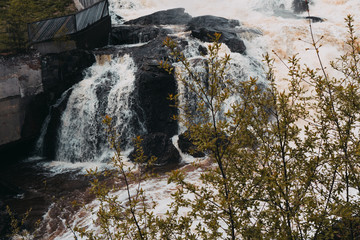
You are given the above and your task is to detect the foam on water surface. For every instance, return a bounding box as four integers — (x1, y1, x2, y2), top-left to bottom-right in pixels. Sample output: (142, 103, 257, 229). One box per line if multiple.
(55, 54, 141, 164)
(38, 1, 360, 237)
(109, 0, 360, 81)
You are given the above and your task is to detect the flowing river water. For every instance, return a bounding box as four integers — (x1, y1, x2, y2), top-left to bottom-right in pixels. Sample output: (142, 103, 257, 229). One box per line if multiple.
(1, 0, 360, 238)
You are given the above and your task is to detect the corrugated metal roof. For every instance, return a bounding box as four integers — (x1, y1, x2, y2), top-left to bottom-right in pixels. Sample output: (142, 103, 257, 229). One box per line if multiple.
(28, 0, 109, 43)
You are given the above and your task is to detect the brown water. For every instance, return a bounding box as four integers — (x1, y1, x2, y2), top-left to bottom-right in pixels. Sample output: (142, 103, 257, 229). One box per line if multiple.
(0, 157, 93, 239)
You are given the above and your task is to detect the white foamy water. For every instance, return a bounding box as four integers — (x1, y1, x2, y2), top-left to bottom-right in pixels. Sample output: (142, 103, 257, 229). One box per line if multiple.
(52, 0, 360, 165)
(109, 0, 360, 81)
(38, 0, 360, 238)
(55, 54, 143, 163)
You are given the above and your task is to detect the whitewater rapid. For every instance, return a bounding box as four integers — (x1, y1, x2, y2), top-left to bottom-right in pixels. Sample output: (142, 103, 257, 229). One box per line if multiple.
(109, 0, 360, 82)
(55, 54, 142, 163)
(34, 0, 360, 171)
(34, 0, 360, 238)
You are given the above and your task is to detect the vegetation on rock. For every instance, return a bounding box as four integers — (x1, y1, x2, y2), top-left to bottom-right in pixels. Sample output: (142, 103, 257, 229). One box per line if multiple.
(75, 14, 360, 239)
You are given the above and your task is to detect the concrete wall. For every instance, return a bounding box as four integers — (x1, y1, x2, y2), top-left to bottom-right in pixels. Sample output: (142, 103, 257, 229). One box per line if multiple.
(32, 40, 77, 55)
(0, 54, 42, 146)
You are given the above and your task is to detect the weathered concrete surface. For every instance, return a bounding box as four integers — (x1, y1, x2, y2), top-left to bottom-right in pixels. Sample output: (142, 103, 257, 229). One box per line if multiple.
(0, 97, 23, 146)
(0, 53, 42, 147)
(0, 78, 20, 99)
(0, 53, 42, 98)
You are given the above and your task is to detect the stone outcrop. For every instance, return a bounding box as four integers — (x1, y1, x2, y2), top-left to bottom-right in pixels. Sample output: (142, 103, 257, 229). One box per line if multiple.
(178, 131, 205, 158)
(110, 25, 168, 45)
(124, 8, 192, 25)
(41, 50, 95, 97)
(125, 36, 179, 165)
(187, 16, 246, 54)
(1, 8, 257, 164)
(113, 9, 248, 54)
(128, 38, 179, 137)
(130, 132, 180, 165)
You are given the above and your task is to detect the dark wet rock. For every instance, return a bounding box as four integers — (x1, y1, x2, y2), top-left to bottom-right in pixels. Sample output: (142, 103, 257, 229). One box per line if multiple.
(116, 36, 181, 164)
(135, 64, 178, 136)
(110, 25, 170, 45)
(187, 15, 240, 30)
(178, 131, 205, 158)
(293, 0, 309, 13)
(223, 38, 247, 54)
(198, 45, 208, 55)
(305, 16, 324, 23)
(42, 89, 72, 159)
(125, 8, 192, 25)
(187, 16, 246, 54)
(41, 49, 95, 98)
(130, 132, 180, 165)
(125, 37, 179, 138)
(190, 28, 246, 54)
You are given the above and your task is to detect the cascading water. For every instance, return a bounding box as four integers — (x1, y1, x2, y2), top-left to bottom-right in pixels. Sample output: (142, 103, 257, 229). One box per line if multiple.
(108, 0, 360, 80)
(34, 88, 72, 157)
(22, 0, 360, 239)
(173, 38, 266, 133)
(48, 0, 360, 164)
(28, 0, 360, 168)
(55, 54, 145, 163)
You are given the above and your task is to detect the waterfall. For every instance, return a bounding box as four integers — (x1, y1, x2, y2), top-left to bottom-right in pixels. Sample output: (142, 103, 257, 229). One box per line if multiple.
(174, 39, 266, 133)
(42, 0, 360, 164)
(55, 54, 144, 163)
(34, 89, 72, 157)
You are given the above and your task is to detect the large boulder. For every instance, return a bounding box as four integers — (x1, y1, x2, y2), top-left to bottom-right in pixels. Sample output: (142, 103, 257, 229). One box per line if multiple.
(124, 8, 192, 25)
(134, 64, 178, 136)
(178, 131, 205, 158)
(126, 37, 179, 137)
(187, 16, 246, 54)
(187, 15, 240, 30)
(130, 132, 180, 165)
(110, 25, 170, 45)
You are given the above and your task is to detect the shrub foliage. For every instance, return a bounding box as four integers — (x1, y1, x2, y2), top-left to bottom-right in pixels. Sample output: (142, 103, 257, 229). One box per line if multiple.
(78, 16, 360, 240)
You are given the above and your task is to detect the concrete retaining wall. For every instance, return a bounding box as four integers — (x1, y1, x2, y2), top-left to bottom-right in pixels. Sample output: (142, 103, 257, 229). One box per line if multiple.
(0, 54, 42, 146)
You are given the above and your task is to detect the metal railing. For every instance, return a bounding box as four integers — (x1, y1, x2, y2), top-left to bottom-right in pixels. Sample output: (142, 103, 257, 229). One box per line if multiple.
(28, 0, 109, 43)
